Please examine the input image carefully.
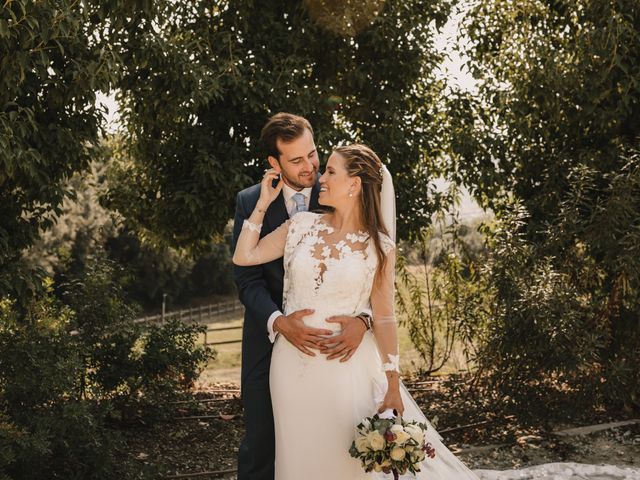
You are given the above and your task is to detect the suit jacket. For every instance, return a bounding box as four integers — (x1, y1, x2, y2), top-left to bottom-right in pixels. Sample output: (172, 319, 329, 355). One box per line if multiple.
(232, 181, 321, 385)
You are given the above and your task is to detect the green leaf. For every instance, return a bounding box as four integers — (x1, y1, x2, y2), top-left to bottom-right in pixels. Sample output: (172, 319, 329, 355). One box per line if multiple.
(0, 19, 9, 38)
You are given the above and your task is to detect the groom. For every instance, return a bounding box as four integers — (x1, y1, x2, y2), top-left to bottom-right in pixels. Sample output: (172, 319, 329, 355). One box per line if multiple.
(232, 112, 372, 480)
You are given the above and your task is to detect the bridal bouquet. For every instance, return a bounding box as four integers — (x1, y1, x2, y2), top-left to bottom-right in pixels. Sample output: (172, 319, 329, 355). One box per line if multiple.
(349, 414, 435, 479)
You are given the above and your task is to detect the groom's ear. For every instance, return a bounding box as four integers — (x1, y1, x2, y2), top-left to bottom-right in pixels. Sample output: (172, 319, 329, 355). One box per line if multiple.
(267, 155, 281, 173)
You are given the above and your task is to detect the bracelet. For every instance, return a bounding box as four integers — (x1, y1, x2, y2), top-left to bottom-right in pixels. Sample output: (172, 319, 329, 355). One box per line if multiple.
(381, 354, 400, 373)
(242, 219, 262, 233)
(356, 312, 372, 330)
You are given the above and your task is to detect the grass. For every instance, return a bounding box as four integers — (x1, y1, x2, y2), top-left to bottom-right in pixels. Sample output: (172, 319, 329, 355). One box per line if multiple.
(196, 311, 470, 385)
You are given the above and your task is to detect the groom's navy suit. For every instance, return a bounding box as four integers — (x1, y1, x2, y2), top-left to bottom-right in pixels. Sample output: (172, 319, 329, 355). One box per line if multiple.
(232, 180, 321, 480)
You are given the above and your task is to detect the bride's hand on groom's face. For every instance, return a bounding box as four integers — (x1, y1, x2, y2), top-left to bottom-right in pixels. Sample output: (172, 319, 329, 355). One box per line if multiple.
(273, 309, 334, 357)
(318, 315, 367, 362)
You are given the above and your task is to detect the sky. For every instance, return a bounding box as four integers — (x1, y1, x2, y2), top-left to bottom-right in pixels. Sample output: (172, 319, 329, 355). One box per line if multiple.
(96, 3, 485, 220)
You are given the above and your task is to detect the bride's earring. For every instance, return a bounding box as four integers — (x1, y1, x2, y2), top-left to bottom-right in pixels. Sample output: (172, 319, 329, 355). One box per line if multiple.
(348, 190, 353, 198)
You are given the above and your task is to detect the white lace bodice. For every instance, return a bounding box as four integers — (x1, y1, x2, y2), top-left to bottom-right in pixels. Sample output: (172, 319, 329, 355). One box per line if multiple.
(233, 209, 399, 372)
(282, 212, 393, 332)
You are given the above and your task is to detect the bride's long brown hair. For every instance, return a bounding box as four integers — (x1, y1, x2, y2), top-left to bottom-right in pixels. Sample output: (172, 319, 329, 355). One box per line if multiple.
(333, 144, 390, 278)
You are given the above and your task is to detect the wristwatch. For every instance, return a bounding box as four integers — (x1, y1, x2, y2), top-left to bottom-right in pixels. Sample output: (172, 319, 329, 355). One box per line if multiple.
(356, 312, 373, 330)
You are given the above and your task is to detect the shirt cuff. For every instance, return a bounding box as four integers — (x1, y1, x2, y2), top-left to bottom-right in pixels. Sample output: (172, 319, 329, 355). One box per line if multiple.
(267, 310, 283, 343)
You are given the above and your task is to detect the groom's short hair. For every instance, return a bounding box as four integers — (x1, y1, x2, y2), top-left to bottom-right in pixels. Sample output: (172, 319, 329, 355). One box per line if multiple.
(260, 113, 313, 160)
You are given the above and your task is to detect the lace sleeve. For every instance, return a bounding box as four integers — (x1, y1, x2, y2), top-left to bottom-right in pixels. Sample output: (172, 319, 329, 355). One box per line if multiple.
(371, 235, 399, 373)
(232, 219, 290, 266)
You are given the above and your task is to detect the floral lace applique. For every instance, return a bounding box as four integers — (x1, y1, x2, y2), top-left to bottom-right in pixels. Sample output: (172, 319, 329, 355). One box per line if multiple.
(309, 220, 372, 294)
(283, 212, 380, 303)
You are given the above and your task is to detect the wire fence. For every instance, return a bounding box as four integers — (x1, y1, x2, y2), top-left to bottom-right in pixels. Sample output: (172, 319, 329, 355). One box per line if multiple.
(134, 299, 244, 346)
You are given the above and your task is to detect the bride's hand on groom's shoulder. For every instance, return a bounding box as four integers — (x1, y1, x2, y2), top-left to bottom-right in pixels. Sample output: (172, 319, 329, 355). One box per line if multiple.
(318, 315, 367, 362)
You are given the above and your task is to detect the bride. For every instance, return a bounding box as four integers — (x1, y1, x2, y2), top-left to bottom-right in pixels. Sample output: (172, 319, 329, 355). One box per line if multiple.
(233, 143, 479, 479)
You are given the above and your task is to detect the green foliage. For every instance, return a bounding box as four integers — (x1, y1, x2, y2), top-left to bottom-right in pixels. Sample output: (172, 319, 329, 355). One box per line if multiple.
(106, 0, 455, 246)
(105, 228, 197, 308)
(0, 292, 118, 479)
(0, 0, 122, 304)
(21, 144, 234, 310)
(471, 182, 639, 413)
(190, 239, 235, 297)
(23, 155, 117, 278)
(444, 0, 640, 412)
(0, 255, 214, 478)
(58, 254, 215, 416)
(105, 225, 235, 308)
(142, 319, 212, 398)
(396, 216, 490, 374)
(474, 207, 603, 411)
(451, 0, 640, 222)
(545, 148, 640, 408)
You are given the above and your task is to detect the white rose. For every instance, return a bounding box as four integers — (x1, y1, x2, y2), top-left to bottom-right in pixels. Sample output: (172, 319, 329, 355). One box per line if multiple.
(405, 424, 425, 444)
(373, 463, 383, 472)
(381, 459, 392, 468)
(390, 425, 412, 445)
(355, 436, 370, 453)
(390, 424, 403, 433)
(411, 449, 426, 463)
(390, 446, 406, 461)
(368, 431, 386, 451)
(399, 430, 413, 444)
(405, 445, 415, 453)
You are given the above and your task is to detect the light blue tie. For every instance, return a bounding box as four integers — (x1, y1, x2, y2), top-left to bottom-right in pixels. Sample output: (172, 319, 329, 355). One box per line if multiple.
(291, 193, 307, 216)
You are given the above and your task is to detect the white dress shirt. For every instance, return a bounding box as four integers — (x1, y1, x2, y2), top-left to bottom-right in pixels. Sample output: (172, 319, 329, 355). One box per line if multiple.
(266, 184, 312, 342)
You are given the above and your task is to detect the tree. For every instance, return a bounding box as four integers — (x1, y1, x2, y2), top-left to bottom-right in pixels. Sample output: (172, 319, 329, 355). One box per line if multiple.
(0, 0, 122, 303)
(105, 0, 455, 247)
(448, 0, 640, 409)
(450, 0, 640, 223)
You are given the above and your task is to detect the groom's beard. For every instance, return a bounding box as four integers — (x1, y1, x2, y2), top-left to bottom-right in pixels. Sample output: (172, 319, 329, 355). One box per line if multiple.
(281, 166, 318, 190)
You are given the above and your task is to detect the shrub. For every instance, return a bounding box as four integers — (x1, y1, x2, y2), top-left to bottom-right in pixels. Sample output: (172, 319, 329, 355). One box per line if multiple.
(474, 186, 639, 416)
(396, 215, 490, 374)
(0, 254, 214, 479)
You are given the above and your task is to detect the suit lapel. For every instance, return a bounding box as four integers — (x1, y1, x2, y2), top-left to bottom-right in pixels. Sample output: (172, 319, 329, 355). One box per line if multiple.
(266, 179, 323, 232)
(265, 190, 289, 233)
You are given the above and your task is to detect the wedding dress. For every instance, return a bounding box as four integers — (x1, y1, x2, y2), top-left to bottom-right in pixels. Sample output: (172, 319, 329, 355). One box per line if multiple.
(234, 211, 479, 479)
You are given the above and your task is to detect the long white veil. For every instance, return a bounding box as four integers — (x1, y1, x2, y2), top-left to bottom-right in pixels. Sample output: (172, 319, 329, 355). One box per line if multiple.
(380, 165, 396, 242)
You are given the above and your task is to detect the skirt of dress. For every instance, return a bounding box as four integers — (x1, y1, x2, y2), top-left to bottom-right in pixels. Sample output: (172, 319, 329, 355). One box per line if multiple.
(269, 331, 480, 480)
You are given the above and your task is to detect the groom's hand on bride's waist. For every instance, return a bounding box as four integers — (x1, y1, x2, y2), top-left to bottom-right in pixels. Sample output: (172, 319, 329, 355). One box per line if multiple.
(317, 316, 367, 362)
(273, 309, 334, 357)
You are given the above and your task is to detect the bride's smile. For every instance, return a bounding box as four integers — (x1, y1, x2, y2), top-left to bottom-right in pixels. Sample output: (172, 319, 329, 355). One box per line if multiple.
(318, 152, 361, 209)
